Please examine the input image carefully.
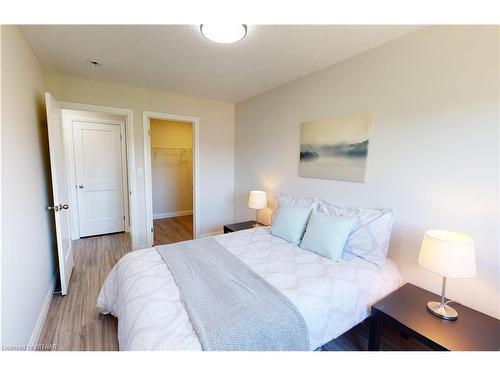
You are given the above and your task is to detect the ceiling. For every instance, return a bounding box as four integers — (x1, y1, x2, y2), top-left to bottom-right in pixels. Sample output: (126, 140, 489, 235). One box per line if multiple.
(21, 25, 421, 103)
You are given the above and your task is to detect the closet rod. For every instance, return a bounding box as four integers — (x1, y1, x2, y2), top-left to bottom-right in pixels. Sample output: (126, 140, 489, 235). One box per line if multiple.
(151, 147, 191, 162)
(151, 147, 192, 150)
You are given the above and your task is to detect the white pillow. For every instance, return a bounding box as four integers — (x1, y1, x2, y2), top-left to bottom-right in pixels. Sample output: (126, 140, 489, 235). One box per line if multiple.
(275, 193, 318, 209)
(316, 200, 394, 266)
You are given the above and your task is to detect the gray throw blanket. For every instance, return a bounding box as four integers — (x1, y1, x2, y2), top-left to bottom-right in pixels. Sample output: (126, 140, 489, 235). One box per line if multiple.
(155, 237, 309, 351)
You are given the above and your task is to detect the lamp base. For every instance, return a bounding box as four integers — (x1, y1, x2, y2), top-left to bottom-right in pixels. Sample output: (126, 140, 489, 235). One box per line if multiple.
(426, 301, 458, 321)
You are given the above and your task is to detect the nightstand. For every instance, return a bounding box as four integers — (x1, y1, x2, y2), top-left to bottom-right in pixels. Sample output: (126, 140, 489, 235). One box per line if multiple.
(223, 221, 264, 234)
(368, 283, 500, 351)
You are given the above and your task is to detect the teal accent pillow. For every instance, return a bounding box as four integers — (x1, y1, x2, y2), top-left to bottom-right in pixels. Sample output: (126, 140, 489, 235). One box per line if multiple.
(271, 204, 313, 245)
(300, 211, 358, 262)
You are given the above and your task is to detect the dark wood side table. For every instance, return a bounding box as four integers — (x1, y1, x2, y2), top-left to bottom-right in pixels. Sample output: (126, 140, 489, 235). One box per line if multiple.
(369, 283, 500, 351)
(223, 221, 264, 234)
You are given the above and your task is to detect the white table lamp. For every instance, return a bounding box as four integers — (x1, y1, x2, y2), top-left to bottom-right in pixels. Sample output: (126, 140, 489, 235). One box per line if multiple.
(418, 230, 476, 321)
(248, 191, 267, 227)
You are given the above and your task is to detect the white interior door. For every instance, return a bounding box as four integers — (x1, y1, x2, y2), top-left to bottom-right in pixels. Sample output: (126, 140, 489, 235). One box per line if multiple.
(73, 121, 125, 237)
(45, 93, 74, 295)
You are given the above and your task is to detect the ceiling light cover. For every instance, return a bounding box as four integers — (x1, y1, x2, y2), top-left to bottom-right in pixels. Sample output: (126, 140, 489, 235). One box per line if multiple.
(200, 25, 247, 44)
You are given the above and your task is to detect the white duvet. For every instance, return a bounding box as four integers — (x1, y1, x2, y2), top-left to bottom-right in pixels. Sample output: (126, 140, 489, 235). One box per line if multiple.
(97, 228, 401, 350)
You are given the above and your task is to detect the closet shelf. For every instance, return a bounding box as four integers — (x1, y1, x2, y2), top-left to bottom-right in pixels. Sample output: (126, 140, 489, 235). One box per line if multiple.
(151, 147, 191, 162)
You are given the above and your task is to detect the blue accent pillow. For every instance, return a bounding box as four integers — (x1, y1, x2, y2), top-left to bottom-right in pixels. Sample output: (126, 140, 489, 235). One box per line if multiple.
(299, 211, 358, 262)
(271, 204, 313, 245)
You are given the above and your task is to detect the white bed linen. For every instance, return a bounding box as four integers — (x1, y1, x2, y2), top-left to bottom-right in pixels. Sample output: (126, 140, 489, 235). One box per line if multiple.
(97, 228, 401, 350)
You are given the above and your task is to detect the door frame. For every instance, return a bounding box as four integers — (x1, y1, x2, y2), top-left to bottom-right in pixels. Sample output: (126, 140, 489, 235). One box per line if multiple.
(59, 101, 141, 249)
(66, 117, 128, 239)
(143, 111, 200, 246)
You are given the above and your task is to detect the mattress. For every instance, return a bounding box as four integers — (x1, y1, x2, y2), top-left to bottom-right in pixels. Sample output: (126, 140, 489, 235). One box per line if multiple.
(97, 227, 402, 350)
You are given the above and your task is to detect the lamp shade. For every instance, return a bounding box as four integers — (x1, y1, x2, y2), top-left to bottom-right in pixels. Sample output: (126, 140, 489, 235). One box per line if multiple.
(418, 230, 476, 278)
(248, 191, 267, 210)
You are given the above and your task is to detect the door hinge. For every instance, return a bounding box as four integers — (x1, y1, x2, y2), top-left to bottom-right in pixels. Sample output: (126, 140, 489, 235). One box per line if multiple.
(151, 227, 154, 233)
(148, 130, 151, 136)
(120, 134, 122, 140)
(123, 216, 126, 221)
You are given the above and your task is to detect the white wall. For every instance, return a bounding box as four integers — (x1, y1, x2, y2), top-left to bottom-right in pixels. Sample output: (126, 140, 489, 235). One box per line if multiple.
(45, 73, 235, 243)
(150, 119, 193, 218)
(234, 26, 499, 318)
(1, 26, 56, 346)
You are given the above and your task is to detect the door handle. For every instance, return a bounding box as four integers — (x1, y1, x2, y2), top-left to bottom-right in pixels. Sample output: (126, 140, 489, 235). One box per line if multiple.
(78, 185, 84, 189)
(47, 205, 60, 212)
(59, 204, 69, 210)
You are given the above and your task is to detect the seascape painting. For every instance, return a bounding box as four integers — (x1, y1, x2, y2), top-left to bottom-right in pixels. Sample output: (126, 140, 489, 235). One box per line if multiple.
(299, 112, 371, 182)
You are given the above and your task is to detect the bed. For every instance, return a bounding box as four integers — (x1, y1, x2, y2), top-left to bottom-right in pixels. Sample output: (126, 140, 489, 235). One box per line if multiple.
(97, 227, 401, 350)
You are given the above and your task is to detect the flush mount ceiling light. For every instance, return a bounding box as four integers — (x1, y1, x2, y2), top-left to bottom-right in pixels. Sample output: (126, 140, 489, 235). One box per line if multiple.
(200, 24, 247, 44)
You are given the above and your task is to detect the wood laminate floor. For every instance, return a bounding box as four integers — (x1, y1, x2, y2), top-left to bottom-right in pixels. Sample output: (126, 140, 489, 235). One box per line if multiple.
(153, 215, 193, 246)
(38, 232, 130, 351)
(38, 228, 427, 351)
(321, 319, 429, 351)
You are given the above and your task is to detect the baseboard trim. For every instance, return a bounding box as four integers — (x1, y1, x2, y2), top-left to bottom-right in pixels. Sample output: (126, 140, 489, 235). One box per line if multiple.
(199, 230, 224, 238)
(132, 242, 151, 251)
(28, 274, 56, 349)
(153, 210, 193, 220)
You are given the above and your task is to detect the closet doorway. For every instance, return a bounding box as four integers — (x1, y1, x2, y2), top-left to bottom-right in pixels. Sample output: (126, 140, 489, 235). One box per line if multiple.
(143, 112, 199, 246)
